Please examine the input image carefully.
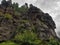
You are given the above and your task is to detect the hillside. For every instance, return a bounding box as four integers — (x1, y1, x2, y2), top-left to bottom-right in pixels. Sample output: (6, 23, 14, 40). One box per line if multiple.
(0, 0, 60, 45)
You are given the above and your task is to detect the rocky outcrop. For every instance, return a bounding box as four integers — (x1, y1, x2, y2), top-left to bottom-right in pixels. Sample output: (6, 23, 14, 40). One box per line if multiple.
(25, 5, 57, 40)
(0, 1, 58, 42)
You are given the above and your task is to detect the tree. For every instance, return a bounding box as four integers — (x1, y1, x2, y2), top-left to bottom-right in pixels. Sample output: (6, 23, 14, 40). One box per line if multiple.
(7, 0, 12, 7)
(1, 0, 7, 7)
(1, 0, 12, 7)
(12, 3, 19, 11)
(19, 3, 28, 13)
(24, 3, 28, 9)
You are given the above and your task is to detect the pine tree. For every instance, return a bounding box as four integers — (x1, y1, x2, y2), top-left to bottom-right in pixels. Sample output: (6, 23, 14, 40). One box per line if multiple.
(1, 0, 7, 7)
(7, 0, 12, 7)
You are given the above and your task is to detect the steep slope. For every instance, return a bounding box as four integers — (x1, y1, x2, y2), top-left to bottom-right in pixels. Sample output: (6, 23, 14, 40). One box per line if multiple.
(0, 0, 58, 43)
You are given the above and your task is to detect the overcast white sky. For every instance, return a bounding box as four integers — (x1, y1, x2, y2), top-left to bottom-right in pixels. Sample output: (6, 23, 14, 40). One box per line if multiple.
(0, 0, 60, 37)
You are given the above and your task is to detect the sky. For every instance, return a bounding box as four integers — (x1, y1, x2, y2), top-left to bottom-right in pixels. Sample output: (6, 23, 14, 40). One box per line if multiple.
(0, 0, 60, 37)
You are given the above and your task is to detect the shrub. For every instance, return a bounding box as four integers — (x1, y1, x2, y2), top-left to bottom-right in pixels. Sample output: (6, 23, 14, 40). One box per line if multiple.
(0, 41, 18, 45)
(0, 12, 4, 16)
(4, 13, 13, 20)
(47, 37, 60, 45)
(14, 30, 41, 45)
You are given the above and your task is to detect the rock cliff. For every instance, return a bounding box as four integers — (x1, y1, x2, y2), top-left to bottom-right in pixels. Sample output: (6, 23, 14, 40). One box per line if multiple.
(0, 0, 58, 42)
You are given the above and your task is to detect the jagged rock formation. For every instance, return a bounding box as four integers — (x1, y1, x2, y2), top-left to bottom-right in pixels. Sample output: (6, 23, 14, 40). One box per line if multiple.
(26, 4, 57, 40)
(0, 0, 58, 42)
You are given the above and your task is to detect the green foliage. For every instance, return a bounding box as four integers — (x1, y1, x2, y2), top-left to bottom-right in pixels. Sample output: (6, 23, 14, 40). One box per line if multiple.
(16, 20, 29, 32)
(1, 0, 12, 7)
(4, 13, 13, 20)
(20, 20, 29, 23)
(1, 0, 6, 6)
(0, 41, 18, 45)
(19, 5, 28, 13)
(14, 11, 21, 16)
(13, 3, 19, 12)
(13, 3, 28, 13)
(0, 12, 4, 16)
(47, 37, 60, 45)
(14, 30, 41, 45)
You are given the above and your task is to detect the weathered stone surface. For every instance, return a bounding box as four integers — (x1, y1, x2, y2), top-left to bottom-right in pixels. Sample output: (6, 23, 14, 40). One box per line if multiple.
(26, 5, 57, 40)
(0, 2, 58, 42)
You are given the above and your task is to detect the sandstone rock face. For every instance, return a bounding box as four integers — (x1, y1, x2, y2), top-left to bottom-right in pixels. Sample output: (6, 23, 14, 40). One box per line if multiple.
(0, 3, 57, 41)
